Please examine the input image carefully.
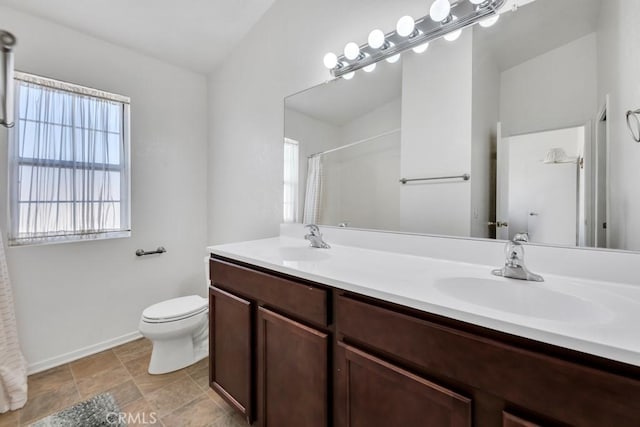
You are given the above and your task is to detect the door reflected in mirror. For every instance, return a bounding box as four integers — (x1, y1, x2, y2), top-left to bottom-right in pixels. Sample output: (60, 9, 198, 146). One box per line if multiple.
(284, 0, 640, 252)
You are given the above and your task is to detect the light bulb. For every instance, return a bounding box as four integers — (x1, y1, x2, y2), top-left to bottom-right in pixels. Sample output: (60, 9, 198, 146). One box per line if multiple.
(323, 52, 338, 69)
(396, 16, 415, 37)
(412, 42, 429, 54)
(430, 0, 451, 22)
(386, 54, 401, 64)
(368, 29, 386, 49)
(363, 63, 376, 73)
(444, 29, 462, 41)
(344, 42, 361, 60)
(343, 71, 355, 80)
(479, 14, 500, 27)
(469, 0, 485, 4)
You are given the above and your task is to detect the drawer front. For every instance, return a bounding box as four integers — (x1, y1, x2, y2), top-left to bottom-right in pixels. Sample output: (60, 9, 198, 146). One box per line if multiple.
(211, 258, 328, 327)
(336, 294, 640, 427)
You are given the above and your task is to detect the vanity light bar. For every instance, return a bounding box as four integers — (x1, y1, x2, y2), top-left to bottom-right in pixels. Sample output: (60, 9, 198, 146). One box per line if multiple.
(328, 0, 506, 78)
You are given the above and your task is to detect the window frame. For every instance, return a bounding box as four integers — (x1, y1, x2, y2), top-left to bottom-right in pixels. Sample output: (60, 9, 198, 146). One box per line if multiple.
(7, 72, 131, 246)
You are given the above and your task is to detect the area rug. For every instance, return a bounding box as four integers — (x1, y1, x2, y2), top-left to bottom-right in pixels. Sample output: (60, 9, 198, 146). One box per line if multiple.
(30, 393, 126, 427)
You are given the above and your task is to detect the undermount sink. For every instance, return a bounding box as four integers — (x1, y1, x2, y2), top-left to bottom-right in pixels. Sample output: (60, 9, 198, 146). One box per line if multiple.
(275, 246, 331, 262)
(434, 277, 613, 323)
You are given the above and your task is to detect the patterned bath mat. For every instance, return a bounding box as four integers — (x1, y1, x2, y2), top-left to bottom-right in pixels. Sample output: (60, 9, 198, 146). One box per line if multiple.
(30, 393, 125, 427)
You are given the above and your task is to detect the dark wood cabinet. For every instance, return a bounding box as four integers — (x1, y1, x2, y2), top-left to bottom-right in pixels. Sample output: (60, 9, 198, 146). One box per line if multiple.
(209, 255, 640, 427)
(335, 342, 471, 427)
(257, 307, 328, 427)
(209, 286, 253, 422)
(502, 412, 541, 427)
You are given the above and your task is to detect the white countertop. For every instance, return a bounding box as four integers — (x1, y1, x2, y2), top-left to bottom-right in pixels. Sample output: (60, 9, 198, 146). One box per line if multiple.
(208, 236, 640, 367)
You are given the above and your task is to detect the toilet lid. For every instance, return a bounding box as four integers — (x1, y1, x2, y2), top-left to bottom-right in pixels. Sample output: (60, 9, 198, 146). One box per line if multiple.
(143, 295, 207, 322)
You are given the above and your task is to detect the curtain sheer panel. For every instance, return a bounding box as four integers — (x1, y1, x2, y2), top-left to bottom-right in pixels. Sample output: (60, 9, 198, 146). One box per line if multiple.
(283, 138, 299, 223)
(303, 156, 323, 224)
(8, 74, 130, 246)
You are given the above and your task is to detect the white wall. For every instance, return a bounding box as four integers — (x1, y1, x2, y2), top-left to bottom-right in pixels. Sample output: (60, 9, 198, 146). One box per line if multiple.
(0, 7, 208, 370)
(207, 0, 433, 245)
(471, 29, 500, 239)
(399, 31, 473, 237)
(499, 33, 598, 137)
(327, 98, 401, 230)
(597, 0, 640, 251)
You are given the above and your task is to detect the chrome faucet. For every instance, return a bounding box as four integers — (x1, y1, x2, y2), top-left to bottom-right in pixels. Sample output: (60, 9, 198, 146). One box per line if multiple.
(304, 224, 330, 249)
(491, 237, 543, 282)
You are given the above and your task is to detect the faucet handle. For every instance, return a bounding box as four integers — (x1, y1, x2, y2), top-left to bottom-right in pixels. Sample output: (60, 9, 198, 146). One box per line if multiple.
(305, 224, 320, 235)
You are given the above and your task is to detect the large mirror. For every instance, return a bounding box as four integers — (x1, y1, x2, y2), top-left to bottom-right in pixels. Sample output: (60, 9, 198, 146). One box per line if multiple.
(284, 0, 640, 252)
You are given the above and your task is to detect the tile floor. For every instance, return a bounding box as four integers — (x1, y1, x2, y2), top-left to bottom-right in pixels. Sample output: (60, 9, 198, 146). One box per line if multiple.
(0, 339, 246, 427)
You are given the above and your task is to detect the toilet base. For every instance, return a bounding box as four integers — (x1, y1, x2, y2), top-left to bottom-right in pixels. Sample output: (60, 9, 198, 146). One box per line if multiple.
(148, 335, 208, 374)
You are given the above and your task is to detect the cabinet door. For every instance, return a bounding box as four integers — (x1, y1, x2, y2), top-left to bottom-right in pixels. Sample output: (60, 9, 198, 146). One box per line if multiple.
(335, 342, 471, 427)
(257, 307, 328, 427)
(210, 286, 253, 422)
(503, 412, 541, 427)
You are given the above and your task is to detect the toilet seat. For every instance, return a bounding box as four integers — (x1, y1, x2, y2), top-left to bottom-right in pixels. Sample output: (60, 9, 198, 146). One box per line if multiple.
(142, 295, 208, 323)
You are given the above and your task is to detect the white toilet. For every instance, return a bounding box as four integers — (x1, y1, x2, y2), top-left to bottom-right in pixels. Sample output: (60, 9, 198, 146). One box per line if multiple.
(138, 259, 209, 374)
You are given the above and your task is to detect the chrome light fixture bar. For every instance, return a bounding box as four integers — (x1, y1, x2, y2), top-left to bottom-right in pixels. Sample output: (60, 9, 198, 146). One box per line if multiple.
(1, 30, 17, 128)
(327, 0, 505, 78)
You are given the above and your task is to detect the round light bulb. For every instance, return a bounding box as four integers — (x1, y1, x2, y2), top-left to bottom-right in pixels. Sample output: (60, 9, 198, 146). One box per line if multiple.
(412, 42, 429, 54)
(344, 42, 360, 60)
(342, 71, 355, 80)
(368, 29, 386, 49)
(386, 54, 401, 64)
(479, 14, 500, 27)
(363, 63, 376, 73)
(444, 28, 462, 41)
(323, 52, 338, 69)
(396, 16, 415, 37)
(430, 0, 451, 22)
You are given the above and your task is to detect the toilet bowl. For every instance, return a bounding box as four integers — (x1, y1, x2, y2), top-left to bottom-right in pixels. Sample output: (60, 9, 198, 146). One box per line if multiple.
(139, 295, 209, 374)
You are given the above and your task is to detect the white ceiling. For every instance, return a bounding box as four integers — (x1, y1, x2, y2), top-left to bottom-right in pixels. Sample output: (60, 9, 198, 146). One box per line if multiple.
(0, 0, 275, 73)
(285, 61, 403, 127)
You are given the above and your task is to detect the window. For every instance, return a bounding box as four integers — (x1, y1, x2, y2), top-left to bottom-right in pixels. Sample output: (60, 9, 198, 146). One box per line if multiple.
(283, 138, 299, 223)
(8, 72, 131, 246)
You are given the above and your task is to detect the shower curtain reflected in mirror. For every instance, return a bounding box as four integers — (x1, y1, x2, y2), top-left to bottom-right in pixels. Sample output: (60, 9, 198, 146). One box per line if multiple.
(303, 156, 323, 224)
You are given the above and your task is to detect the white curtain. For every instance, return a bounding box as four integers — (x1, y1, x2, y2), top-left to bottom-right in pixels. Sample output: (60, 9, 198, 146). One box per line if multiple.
(303, 155, 323, 224)
(0, 230, 27, 413)
(8, 79, 130, 246)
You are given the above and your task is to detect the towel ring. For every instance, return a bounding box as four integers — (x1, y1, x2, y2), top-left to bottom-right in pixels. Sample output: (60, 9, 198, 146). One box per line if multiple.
(626, 109, 640, 143)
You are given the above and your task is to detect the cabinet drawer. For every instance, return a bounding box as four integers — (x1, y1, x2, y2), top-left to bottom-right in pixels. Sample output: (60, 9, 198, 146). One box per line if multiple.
(211, 258, 328, 327)
(336, 294, 640, 427)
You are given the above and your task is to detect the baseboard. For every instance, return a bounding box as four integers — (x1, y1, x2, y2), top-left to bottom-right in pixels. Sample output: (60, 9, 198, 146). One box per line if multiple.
(27, 331, 143, 375)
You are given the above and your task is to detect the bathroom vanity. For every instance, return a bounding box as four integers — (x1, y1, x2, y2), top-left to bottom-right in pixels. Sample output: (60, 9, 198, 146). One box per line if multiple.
(207, 236, 640, 427)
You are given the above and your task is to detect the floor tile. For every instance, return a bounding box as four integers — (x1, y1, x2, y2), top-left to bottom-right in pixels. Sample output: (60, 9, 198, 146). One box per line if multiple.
(27, 365, 74, 399)
(75, 364, 132, 399)
(184, 357, 208, 376)
(0, 409, 20, 427)
(145, 376, 203, 417)
(121, 398, 162, 427)
(107, 380, 143, 408)
(113, 339, 152, 363)
(133, 369, 187, 396)
(123, 353, 151, 378)
(206, 390, 234, 415)
(161, 395, 227, 427)
(212, 411, 247, 427)
(19, 380, 79, 425)
(189, 365, 210, 390)
(70, 350, 122, 379)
